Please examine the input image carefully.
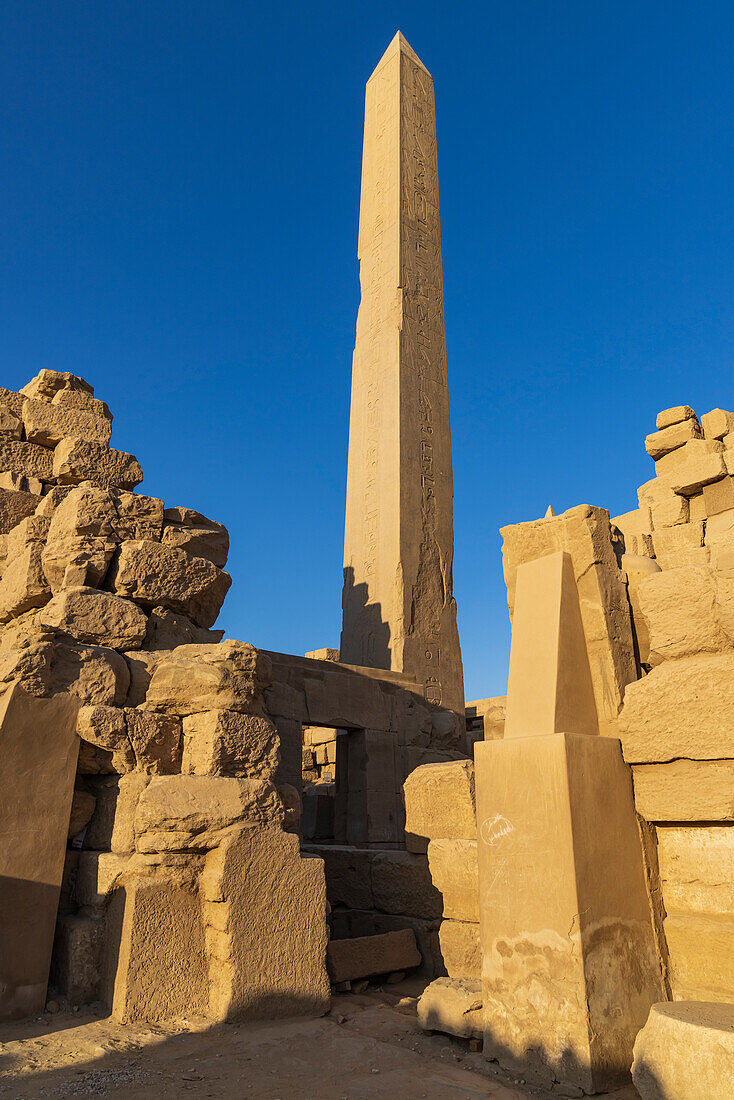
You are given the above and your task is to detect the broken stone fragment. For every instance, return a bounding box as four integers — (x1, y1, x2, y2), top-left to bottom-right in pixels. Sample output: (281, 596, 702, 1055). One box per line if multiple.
(417, 977, 483, 1038)
(636, 564, 728, 663)
(50, 642, 130, 707)
(427, 839, 479, 922)
(403, 760, 475, 852)
(113, 491, 164, 541)
(181, 709, 279, 779)
(655, 405, 697, 431)
(34, 485, 75, 518)
(0, 487, 40, 534)
(142, 606, 224, 650)
(637, 475, 689, 528)
(5, 514, 50, 563)
(326, 929, 421, 982)
(20, 369, 93, 402)
(123, 649, 163, 706)
(51, 388, 111, 417)
(0, 438, 54, 481)
(125, 709, 181, 774)
(161, 513, 229, 568)
(701, 408, 734, 441)
(46, 485, 119, 540)
(38, 587, 148, 650)
(0, 543, 51, 622)
(0, 386, 26, 418)
(53, 440, 143, 490)
(23, 398, 112, 449)
(0, 407, 22, 439)
(439, 919, 481, 979)
(76, 704, 135, 774)
(655, 437, 724, 479)
(145, 643, 271, 717)
(107, 540, 231, 628)
(632, 1001, 734, 1100)
(0, 472, 43, 494)
(74, 851, 130, 908)
(41, 536, 117, 594)
(645, 418, 702, 460)
(669, 453, 727, 496)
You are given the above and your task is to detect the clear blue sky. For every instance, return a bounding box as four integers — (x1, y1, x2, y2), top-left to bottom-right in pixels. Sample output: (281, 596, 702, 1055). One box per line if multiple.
(2, 2, 733, 700)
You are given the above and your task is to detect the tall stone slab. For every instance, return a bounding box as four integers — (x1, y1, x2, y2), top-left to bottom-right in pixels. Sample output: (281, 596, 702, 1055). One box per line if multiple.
(340, 33, 464, 716)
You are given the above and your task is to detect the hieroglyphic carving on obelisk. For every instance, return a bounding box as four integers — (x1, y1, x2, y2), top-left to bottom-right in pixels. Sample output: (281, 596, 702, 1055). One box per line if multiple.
(340, 32, 464, 715)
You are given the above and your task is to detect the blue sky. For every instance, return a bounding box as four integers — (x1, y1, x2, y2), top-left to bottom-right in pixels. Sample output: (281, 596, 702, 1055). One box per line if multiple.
(2, 2, 734, 700)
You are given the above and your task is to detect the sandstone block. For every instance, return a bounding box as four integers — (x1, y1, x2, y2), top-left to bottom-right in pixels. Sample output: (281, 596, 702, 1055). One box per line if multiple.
(701, 408, 734, 440)
(611, 507, 653, 556)
(0, 386, 26, 418)
(161, 518, 229, 568)
(50, 642, 130, 707)
(650, 521, 706, 568)
(0, 407, 22, 438)
(33, 485, 75, 518)
(0, 472, 41, 494)
(23, 398, 112, 448)
(51, 388, 111, 416)
(53, 440, 143, 489)
(304, 647, 340, 662)
(655, 405, 696, 431)
(669, 453, 727, 496)
(39, 586, 148, 650)
(142, 606, 224, 650)
(82, 773, 151, 852)
(123, 650, 162, 706)
(5, 514, 50, 561)
(126, 709, 181, 774)
(145, 641, 270, 716)
(41, 535, 116, 593)
(619, 655, 734, 763)
(0, 439, 54, 481)
(417, 977, 483, 1038)
(404, 760, 475, 852)
(46, 485, 118, 540)
(439, 919, 481, 979)
(427, 839, 479, 922)
(113, 491, 164, 541)
(326, 928, 420, 982)
(310, 845, 374, 909)
(76, 704, 135, 774)
(688, 491, 707, 521)
(654, 437, 723, 480)
(703, 474, 734, 516)
(0, 487, 40, 533)
(664, 912, 734, 1002)
(68, 789, 97, 838)
(181, 709, 278, 779)
(633, 759, 734, 820)
(134, 774, 282, 852)
(74, 851, 130, 908)
(638, 476, 689, 528)
(632, 1001, 734, 1100)
(21, 370, 93, 402)
(108, 540, 231, 628)
(656, 826, 734, 916)
(371, 850, 443, 919)
(0, 543, 50, 621)
(51, 913, 104, 1005)
(645, 418, 702, 459)
(635, 564, 728, 662)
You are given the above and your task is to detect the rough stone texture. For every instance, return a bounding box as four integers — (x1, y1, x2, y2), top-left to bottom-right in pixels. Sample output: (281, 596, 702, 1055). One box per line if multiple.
(654, 437, 723, 479)
(143, 606, 223, 650)
(340, 34, 464, 715)
(427, 839, 479, 922)
(123, 650, 161, 706)
(109, 774, 151, 853)
(23, 397, 112, 448)
(126, 709, 181, 774)
(439, 919, 481, 979)
(417, 977, 483, 1038)
(53, 440, 143, 489)
(501, 504, 636, 737)
(201, 826, 330, 1020)
(632, 1001, 734, 1100)
(181, 710, 279, 779)
(657, 826, 734, 915)
(403, 760, 475, 852)
(663, 913, 734, 1001)
(619, 656, 734, 763)
(67, 789, 97, 838)
(701, 408, 734, 440)
(632, 760, 734, 821)
(0, 438, 54, 481)
(51, 913, 105, 1005)
(0, 386, 26, 418)
(370, 850, 443, 919)
(311, 845, 374, 910)
(656, 405, 696, 430)
(638, 474, 689, 528)
(326, 928, 421, 982)
(74, 852, 130, 909)
(77, 704, 135, 774)
(636, 565, 730, 662)
(669, 452, 727, 495)
(108, 540, 231, 628)
(645, 418, 702, 459)
(41, 536, 117, 594)
(21, 369, 93, 402)
(162, 516, 229, 568)
(0, 487, 40, 533)
(650, 521, 706, 569)
(703, 474, 734, 516)
(146, 642, 270, 717)
(0, 543, 50, 622)
(39, 586, 148, 650)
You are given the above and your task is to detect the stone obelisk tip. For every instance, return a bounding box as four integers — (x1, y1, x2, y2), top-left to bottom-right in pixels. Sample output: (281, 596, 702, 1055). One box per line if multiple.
(371, 31, 431, 79)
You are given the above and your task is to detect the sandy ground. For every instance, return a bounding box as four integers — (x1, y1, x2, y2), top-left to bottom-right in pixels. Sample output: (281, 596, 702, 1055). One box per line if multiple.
(0, 981, 640, 1100)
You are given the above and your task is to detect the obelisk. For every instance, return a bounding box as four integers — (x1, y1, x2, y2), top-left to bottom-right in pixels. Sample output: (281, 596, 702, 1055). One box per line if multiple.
(340, 32, 464, 715)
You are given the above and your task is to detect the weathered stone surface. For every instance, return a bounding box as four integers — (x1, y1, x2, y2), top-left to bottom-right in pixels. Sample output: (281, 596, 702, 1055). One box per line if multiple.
(161, 514, 229, 568)
(703, 474, 734, 516)
(0, 543, 50, 621)
(654, 437, 723, 479)
(439, 919, 481, 979)
(417, 977, 483, 1038)
(326, 928, 421, 982)
(650, 521, 705, 569)
(645, 418, 701, 459)
(46, 485, 118, 540)
(5, 514, 50, 561)
(501, 504, 636, 737)
(0, 386, 26, 418)
(33, 485, 75, 518)
(134, 775, 282, 852)
(39, 587, 147, 649)
(41, 536, 116, 594)
(52, 643, 130, 707)
(113, 491, 163, 541)
(51, 388, 111, 417)
(143, 606, 223, 650)
(81, 773, 151, 852)
(636, 565, 729, 662)
(21, 369, 93, 402)
(664, 912, 734, 1002)
(76, 705, 135, 774)
(123, 649, 162, 706)
(633, 759, 734, 820)
(371, 850, 443, 919)
(53, 440, 143, 489)
(619, 656, 734, 763)
(23, 398, 112, 448)
(146, 641, 270, 716)
(75, 851, 130, 908)
(404, 760, 475, 852)
(669, 453, 727, 496)
(0, 471, 42, 494)
(0, 439, 54, 481)
(638, 475, 689, 528)
(656, 405, 696, 431)
(701, 408, 734, 440)
(632, 1001, 734, 1100)
(201, 826, 330, 1020)
(657, 826, 734, 916)
(52, 913, 104, 1005)
(181, 709, 278, 779)
(311, 845, 374, 910)
(611, 507, 653, 556)
(126, 709, 181, 774)
(0, 487, 39, 534)
(67, 789, 97, 838)
(108, 540, 231, 628)
(0, 407, 22, 438)
(427, 839, 479, 922)
(340, 34, 464, 715)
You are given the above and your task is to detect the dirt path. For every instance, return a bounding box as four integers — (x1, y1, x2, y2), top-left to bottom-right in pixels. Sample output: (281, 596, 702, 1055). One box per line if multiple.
(0, 982, 639, 1099)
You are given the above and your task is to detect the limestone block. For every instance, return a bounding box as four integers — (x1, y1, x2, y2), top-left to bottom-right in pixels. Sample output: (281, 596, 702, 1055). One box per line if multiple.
(326, 928, 420, 982)
(309, 845, 374, 909)
(638, 476, 689, 528)
(371, 850, 443, 919)
(0, 543, 50, 621)
(404, 760, 475, 852)
(162, 519, 229, 568)
(645, 418, 702, 459)
(23, 398, 112, 448)
(126, 709, 181, 774)
(142, 606, 223, 650)
(651, 521, 706, 569)
(54, 440, 143, 489)
(439, 919, 481, 979)
(181, 709, 278, 779)
(635, 565, 729, 662)
(0, 407, 22, 438)
(703, 474, 734, 516)
(51, 913, 104, 1004)
(21, 369, 93, 402)
(611, 507, 653, 556)
(656, 405, 696, 430)
(134, 774, 282, 852)
(108, 540, 231, 628)
(664, 912, 734, 1002)
(427, 839, 479, 922)
(41, 535, 117, 594)
(0, 386, 26, 417)
(632, 1001, 734, 1100)
(77, 704, 135, 773)
(75, 852, 130, 908)
(654, 436, 723, 478)
(701, 408, 734, 440)
(657, 826, 734, 915)
(0, 439, 54, 481)
(145, 641, 270, 716)
(67, 789, 97, 838)
(0, 487, 40, 533)
(501, 504, 636, 737)
(39, 586, 148, 650)
(632, 760, 734, 820)
(0, 684, 80, 1020)
(113, 491, 164, 541)
(417, 977, 483, 1038)
(107, 867, 209, 1023)
(669, 453, 727, 496)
